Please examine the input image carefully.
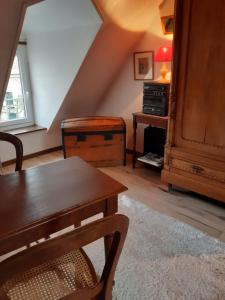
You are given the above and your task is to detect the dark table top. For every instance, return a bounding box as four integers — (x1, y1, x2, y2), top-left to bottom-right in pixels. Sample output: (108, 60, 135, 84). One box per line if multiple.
(0, 157, 127, 240)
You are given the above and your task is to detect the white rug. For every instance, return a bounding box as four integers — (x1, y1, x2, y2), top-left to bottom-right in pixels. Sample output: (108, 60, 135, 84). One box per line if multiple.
(85, 195, 225, 300)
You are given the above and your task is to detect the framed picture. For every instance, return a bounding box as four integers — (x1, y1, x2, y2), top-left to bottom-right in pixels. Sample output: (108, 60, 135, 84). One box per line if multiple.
(133, 51, 154, 80)
(161, 15, 174, 35)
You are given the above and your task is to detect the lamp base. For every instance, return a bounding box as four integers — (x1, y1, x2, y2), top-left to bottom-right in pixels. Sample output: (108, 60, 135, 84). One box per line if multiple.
(156, 78, 170, 83)
(158, 62, 170, 83)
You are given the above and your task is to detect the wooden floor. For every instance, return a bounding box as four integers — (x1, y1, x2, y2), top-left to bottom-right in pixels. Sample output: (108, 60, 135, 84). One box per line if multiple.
(3, 150, 225, 242)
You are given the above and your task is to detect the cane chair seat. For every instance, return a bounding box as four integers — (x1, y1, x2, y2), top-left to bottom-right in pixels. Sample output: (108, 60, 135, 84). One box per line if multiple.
(1, 249, 98, 300)
(0, 215, 129, 300)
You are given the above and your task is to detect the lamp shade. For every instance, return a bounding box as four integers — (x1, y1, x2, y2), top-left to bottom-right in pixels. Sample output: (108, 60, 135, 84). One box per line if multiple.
(155, 46, 173, 62)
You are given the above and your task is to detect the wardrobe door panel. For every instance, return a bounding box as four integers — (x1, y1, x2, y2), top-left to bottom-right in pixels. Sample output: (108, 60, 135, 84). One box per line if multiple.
(205, 81, 225, 149)
(181, 0, 210, 143)
(203, 1, 225, 149)
(175, 0, 225, 156)
(162, 0, 225, 202)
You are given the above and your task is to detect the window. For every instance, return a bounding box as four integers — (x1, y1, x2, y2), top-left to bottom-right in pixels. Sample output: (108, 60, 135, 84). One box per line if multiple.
(0, 45, 34, 130)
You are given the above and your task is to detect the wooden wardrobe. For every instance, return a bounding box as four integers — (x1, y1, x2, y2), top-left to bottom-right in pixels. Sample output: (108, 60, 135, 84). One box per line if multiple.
(162, 0, 225, 202)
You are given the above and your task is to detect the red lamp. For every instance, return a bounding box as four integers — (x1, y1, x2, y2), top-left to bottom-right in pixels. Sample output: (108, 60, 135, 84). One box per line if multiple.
(155, 46, 173, 82)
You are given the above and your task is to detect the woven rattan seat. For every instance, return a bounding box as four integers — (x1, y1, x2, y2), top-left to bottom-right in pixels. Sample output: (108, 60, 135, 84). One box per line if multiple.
(1, 249, 97, 300)
(0, 215, 129, 300)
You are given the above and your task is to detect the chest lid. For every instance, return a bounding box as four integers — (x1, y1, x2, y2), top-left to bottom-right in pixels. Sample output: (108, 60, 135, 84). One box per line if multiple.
(61, 117, 125, 133)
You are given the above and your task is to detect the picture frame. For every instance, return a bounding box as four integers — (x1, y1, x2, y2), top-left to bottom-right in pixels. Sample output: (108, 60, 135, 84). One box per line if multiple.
(133, 51, 154, 81)
(161, 15, 174, 35)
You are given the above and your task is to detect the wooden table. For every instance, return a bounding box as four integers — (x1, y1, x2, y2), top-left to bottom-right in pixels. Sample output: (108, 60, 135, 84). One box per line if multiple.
(0, 157, 127, 258)
(132, 112, 168, 168)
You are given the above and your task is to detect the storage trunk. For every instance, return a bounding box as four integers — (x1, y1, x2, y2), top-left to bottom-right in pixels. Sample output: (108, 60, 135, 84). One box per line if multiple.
(61, 117, 126, 167)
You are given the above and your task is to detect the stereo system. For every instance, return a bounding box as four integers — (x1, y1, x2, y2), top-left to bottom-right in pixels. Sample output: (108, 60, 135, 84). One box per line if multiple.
(143, 82, 170, 116)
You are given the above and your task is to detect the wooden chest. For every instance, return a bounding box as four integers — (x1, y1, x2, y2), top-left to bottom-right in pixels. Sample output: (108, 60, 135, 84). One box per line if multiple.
(61, 117, 126, 167)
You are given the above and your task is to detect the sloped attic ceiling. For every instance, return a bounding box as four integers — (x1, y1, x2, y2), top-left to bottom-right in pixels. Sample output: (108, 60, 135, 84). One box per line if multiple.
(0, 0, 101, 129)
(21, 0, 102, 128)
(22, 0, 100, 33)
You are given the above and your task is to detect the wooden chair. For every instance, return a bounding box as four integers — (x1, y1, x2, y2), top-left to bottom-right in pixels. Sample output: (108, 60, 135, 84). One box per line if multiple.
(0, 132, 23, 172)
(0, 214, 129, 300)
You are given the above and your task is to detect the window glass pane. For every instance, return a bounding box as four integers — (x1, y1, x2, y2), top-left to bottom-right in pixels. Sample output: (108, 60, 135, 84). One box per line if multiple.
(11, 55, 20, 75)
(0, 55, 27, 122)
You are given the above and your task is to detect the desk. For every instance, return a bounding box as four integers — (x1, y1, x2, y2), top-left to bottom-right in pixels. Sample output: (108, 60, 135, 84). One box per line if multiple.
(0, 157, 127, 258)
(132, 112, 168, 168)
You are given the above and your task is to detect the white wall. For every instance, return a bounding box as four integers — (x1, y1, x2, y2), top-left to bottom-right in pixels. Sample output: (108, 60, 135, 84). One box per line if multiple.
(0, 0, 102, 163)
(0, 0, 175, 163)
(0, 129, 61, 162)
(27, 24, 101, 128)
(0, 20, 101, 162)
(51, 23, 144, 129)
(96, 0, 174, 152)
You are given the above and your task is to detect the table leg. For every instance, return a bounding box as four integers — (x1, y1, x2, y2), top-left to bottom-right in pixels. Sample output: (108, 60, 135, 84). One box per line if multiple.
(168, 183, 173, 192)
(104, 196, 118, 261)
(133, 115, 137, 168)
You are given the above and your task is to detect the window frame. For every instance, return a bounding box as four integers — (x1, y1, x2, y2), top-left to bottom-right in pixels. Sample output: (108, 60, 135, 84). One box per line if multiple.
(0, 44, 34, 131)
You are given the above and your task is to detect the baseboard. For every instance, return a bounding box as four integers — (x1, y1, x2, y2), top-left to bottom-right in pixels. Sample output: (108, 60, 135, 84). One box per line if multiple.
(3, 147, 138, 167)
(2, 146, 63, 167)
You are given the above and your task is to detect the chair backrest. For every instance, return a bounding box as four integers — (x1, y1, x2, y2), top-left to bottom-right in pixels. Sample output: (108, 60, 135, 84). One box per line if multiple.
(0, 132, 23, 172)
(0, 214, 129, 300)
